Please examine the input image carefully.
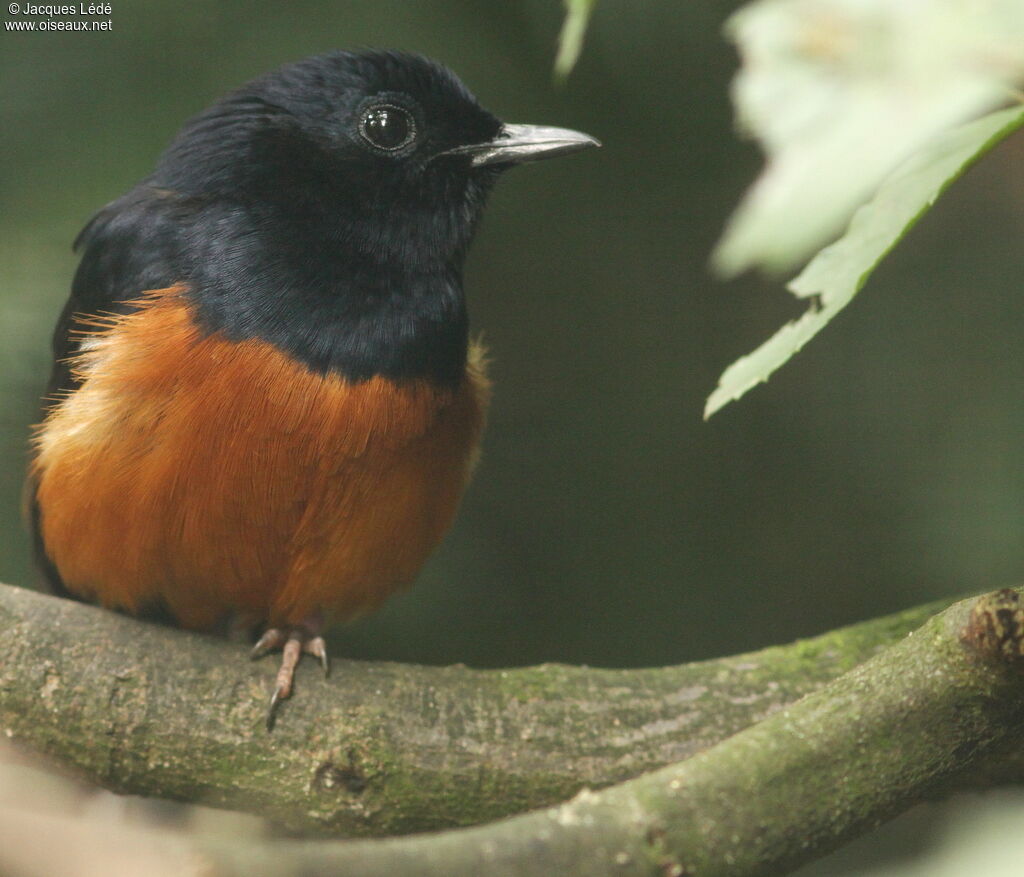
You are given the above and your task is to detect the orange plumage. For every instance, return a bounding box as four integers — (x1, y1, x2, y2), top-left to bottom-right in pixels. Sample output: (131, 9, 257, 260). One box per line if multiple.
(32, 286, 490, 632)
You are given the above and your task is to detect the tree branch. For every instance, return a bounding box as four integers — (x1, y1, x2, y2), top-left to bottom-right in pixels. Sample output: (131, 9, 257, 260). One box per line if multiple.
(1, 580, 939, 836)
(4, 585, 1024, 877)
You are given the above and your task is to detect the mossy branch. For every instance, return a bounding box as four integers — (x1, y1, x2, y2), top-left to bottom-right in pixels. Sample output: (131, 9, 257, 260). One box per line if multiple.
(5, 583, 1024, 876)
(0, 581, 937, 836)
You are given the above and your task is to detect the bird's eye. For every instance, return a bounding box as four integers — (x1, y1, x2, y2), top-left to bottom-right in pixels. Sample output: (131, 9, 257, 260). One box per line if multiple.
(358, 104, 416, 152)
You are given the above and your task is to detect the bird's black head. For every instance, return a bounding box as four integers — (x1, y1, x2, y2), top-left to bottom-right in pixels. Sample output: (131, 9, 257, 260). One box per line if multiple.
(161, 52, 497, 265)
(115, 51, 598, 385)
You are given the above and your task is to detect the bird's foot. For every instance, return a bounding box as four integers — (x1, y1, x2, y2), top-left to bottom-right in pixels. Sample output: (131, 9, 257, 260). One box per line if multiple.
(250, 623, 329, 730)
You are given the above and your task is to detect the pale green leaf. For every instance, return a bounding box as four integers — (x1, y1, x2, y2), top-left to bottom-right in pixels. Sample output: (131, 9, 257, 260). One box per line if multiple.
(555, 0, 597, 79)
(705, 105, 1024, 419)
(713, 0, 1024, 276)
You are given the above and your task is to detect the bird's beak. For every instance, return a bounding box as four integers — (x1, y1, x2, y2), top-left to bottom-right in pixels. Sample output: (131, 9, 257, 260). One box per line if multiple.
(440, 124, 601, 167)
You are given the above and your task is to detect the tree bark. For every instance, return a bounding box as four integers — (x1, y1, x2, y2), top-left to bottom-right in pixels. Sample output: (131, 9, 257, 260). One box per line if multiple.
(4, 584, 1024, 877)
(0, 581, 941, 836)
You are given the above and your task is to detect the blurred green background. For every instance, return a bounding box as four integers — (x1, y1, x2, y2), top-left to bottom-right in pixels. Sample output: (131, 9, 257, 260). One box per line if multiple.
(2, 1, 1023, 874)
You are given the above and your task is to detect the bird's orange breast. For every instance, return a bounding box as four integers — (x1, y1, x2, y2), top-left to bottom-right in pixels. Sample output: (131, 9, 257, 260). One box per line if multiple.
(32, 286, 490, 630)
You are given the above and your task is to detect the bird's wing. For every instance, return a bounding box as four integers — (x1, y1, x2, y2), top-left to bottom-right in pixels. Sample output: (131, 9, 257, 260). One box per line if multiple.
(46, 184, 191, 398)
(30, 185, 192, 600)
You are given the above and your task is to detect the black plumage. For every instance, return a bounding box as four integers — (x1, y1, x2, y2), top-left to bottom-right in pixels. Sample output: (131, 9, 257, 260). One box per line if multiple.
(59, 51, 508, 393)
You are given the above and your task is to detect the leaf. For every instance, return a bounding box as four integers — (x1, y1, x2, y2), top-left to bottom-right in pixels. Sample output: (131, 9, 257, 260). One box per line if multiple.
(555, 0, 597, 80)
(704, 105, 1024, 420)
(713, 0, 1024, 276)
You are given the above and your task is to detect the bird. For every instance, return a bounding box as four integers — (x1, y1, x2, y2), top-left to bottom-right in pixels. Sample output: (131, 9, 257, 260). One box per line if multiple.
(27, 49, 598, 728)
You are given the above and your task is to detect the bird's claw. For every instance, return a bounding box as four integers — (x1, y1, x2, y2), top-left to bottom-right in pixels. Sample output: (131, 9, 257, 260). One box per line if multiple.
(252, 625, 329, 731)
(267, 687, 284, 731)
(250, 627, 287, 660)
(306, 635, 329, 676)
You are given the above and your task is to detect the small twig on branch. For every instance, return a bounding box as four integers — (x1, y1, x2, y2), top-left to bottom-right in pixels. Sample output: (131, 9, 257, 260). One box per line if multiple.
(0, 581, 938, 836)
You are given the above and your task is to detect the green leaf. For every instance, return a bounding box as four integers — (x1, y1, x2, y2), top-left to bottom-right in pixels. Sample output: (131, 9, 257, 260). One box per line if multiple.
(555, 0, 597, 80)
(713, 0, 1024, 276)
(705, 105, 1024, 420)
